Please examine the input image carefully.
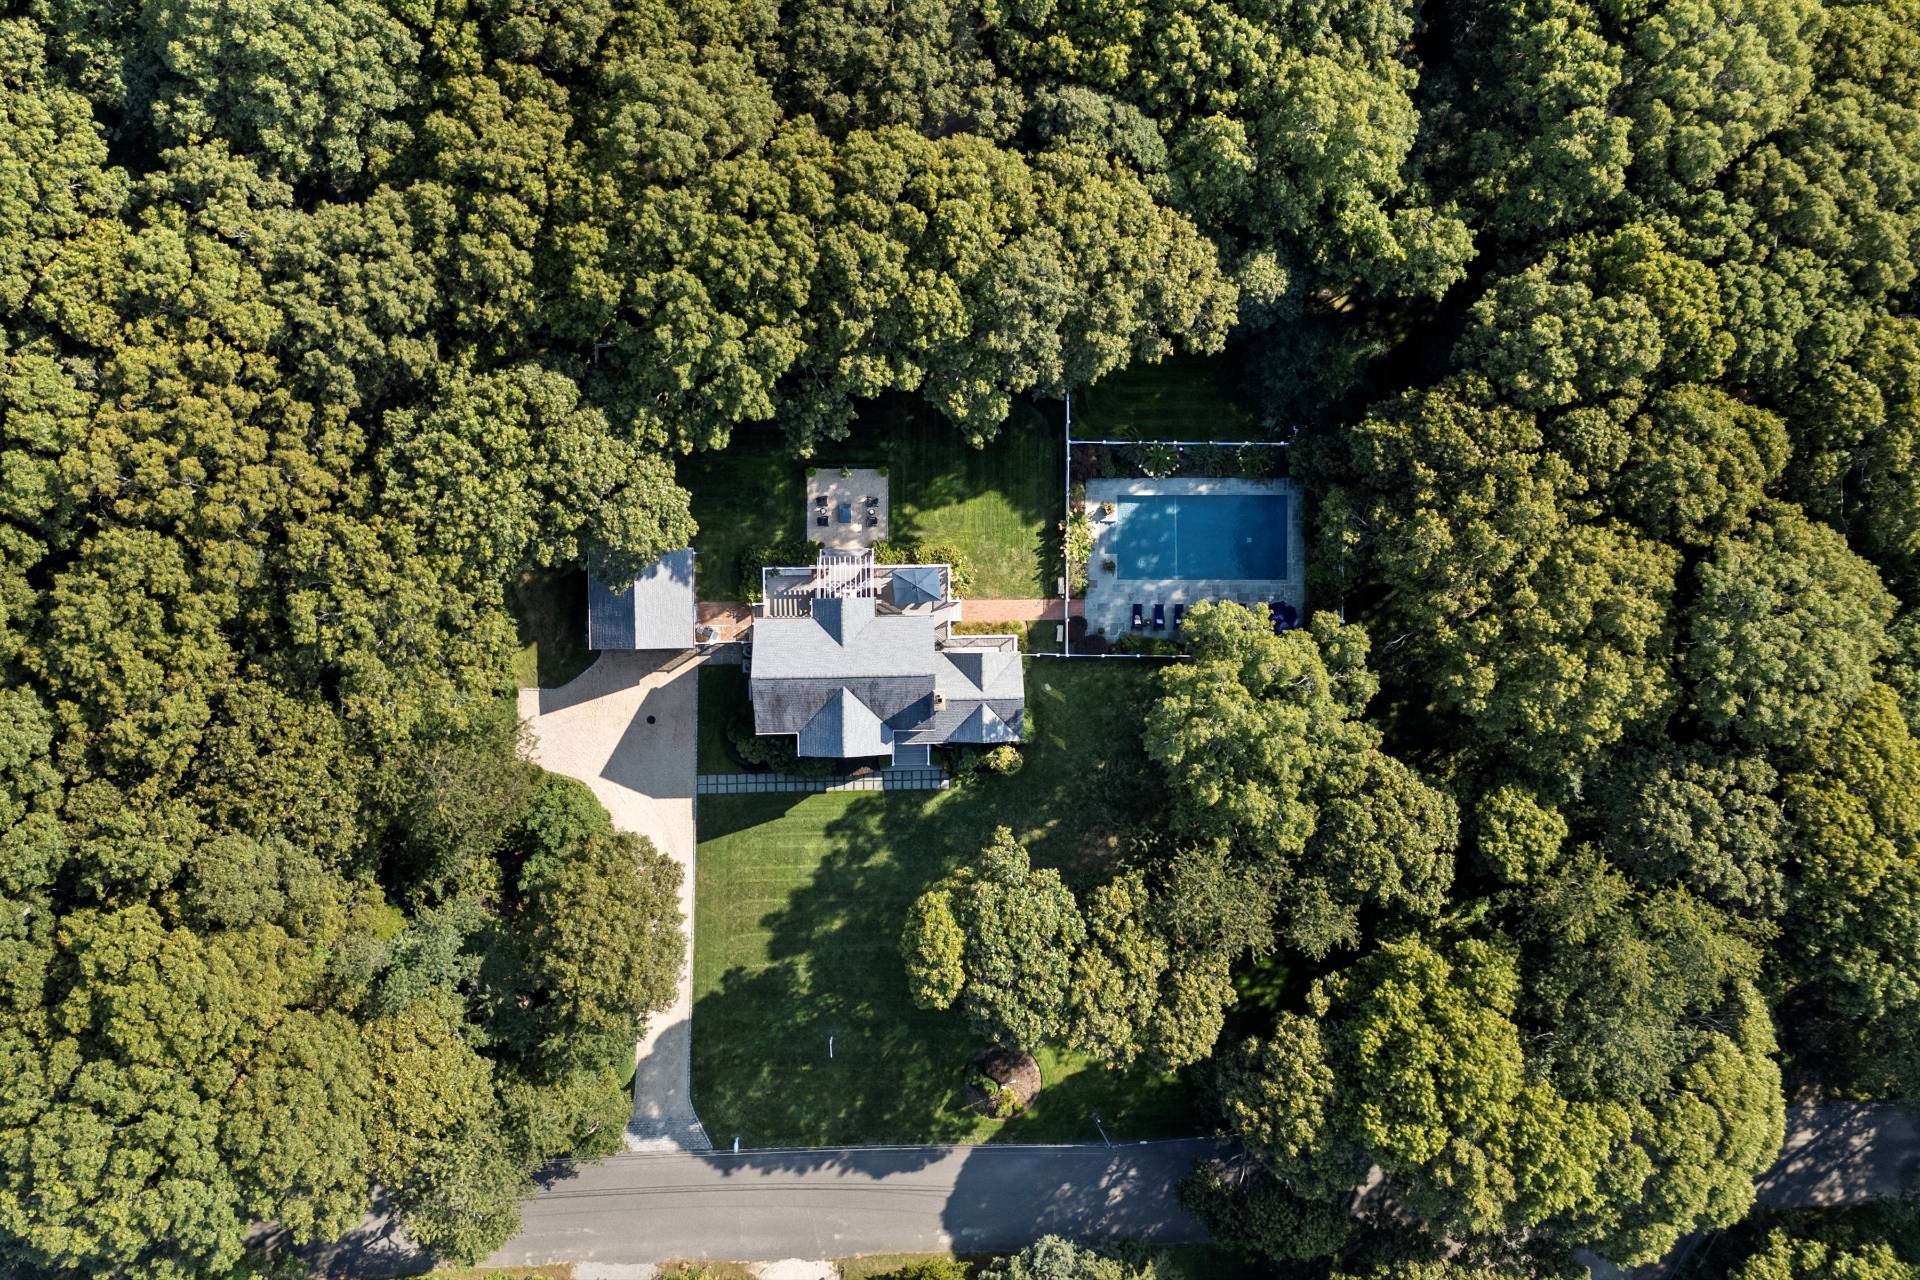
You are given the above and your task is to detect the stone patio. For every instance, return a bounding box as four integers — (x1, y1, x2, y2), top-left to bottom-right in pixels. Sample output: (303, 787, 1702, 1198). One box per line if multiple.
(1081, 475, 1307, 641)
(806, 467, 889, 551)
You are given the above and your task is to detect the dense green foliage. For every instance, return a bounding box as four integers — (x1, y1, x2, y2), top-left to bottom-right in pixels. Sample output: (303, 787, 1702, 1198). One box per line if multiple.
(8, 0, 1920, 1271)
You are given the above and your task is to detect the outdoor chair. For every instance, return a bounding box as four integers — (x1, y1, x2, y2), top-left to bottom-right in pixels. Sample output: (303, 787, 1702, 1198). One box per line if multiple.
(1152, 603, 1166, 630)
(866, 512, 879, 527)
(815, 515, 829, 528)
(1131, 603, 1144, 631)
(1172, 603, 1185, 633)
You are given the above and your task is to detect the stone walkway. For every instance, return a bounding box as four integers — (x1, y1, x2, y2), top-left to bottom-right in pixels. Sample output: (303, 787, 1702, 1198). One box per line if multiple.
(697, 768, 949, 795)
(517, 652, 712, 1152)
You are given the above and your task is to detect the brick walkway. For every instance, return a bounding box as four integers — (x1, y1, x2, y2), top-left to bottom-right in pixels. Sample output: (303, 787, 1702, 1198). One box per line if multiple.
(696, 768, 949, 794)
(699, 599, 1080, 626)
(697, 602, 751, 642)
(953, 598, 1085, 622)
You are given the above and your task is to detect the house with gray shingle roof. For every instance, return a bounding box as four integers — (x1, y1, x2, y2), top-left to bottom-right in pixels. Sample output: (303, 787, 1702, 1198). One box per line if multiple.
(748, 550, 1024, 764)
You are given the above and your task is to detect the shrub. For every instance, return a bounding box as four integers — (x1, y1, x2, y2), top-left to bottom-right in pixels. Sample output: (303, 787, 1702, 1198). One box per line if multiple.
(1113, 633, 1180, 656)
(881, 1261, 970, 1280)
(983, 745, 1023, 775)
(1120, 442, 1178, 477)
(976, 1073, 1021, 1118)
(1185, 442, 1235, 475)
(726, 713, 796, 771)
(1060, 512, 1094, 595)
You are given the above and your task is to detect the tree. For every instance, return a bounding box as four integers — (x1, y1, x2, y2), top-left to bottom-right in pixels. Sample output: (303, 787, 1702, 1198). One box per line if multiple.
(1727, 1229, 1918, 1280)
(1314, 380, 1680, 781)
(1595, 747, 1787, 916)
(1619, 385, 1788, 546)
(1684, 504, 1896, 748)
(1145, 604, 1452, 958)
(902, 828, 1084, 1050)
(1445, 0, 1630, 239)
(979, 1236, 1147, 1280)
(141, 0, 421, 184)
(1780, 685, 1920, 1096)
(518, 829, 683, 1062)
(761, 0, 1021, 138)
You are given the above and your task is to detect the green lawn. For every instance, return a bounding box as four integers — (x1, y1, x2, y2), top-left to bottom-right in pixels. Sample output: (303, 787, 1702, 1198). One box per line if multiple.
(692, 661, 1199, 1148)
(678, 426, 805, 600)
(508, 567, 593, 689)
(680, 396, 1063, 600)
(1071, 351, 1259, 443)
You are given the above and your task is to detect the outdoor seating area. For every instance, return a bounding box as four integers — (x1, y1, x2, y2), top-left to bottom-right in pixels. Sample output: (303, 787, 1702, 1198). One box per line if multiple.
(807, 468, 889, 551)
(1129, 595, 1297, 637)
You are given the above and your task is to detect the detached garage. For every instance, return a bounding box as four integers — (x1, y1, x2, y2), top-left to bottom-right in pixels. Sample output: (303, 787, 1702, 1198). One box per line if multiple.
(587, 548, 697, 652)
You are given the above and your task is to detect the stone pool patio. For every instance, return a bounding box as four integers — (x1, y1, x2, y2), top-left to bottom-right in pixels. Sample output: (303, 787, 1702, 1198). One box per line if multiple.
(1081, 475, 1307, 641)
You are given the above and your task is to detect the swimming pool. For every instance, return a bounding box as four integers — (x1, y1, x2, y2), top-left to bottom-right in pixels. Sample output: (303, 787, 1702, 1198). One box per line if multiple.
(1108, 494, 1290, 580)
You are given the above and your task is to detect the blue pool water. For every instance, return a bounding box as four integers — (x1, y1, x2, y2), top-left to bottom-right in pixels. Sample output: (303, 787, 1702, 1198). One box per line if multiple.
(1108, 494, 1290, 580)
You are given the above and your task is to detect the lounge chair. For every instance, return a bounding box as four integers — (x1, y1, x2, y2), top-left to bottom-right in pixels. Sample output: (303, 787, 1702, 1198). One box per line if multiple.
(1152, 603, 1166, 630)
(1131, 603, 1144, 631)
(1172, 603, 1185, 633)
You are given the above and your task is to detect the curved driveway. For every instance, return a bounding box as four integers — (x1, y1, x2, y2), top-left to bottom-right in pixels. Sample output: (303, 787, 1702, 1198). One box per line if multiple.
(519, 651, 712, 1151)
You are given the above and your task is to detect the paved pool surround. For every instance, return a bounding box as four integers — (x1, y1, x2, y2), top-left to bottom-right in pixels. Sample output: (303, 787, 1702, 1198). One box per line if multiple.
(1082, 475, 1307, 642)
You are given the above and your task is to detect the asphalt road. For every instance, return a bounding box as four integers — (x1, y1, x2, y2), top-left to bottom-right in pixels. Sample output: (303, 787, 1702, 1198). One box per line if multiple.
(486, 1140, 1229, 1268)
(1755, 1103, 1920, 1207)
(303, 1105, 1920, 1277)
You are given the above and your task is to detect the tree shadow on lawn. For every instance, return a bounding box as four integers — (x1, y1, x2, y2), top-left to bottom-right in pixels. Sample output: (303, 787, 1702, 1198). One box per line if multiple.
(689, 663, 1190, 1149)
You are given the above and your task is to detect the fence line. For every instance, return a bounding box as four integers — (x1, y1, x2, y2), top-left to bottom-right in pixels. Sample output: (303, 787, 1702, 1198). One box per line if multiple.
(696, 769, 949, 795)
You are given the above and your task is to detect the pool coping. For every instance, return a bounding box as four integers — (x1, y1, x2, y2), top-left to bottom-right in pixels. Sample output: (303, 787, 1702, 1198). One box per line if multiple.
(1082, 476, 1308, 641)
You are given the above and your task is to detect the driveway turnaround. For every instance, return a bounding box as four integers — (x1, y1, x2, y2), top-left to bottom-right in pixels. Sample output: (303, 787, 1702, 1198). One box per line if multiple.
(518, 651, 712, 1151)
(486, 1140, 1228, 1268)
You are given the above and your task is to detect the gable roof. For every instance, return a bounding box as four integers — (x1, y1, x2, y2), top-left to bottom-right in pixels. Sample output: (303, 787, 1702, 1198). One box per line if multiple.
(796, 687, 891, 757)
(587, 549, 696, 651)
(751, 602, 936, 682)
(950, 702, 1020, 744)
(935, 644, 1023, 702)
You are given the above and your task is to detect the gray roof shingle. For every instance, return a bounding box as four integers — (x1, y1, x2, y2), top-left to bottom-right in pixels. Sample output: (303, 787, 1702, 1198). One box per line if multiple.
(588, 549, 697, 651)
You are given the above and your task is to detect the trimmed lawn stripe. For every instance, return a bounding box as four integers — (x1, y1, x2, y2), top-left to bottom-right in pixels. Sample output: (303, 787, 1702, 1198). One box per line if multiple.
(691, 661, 1202, 1148)
(1071, 351, 1259, 443)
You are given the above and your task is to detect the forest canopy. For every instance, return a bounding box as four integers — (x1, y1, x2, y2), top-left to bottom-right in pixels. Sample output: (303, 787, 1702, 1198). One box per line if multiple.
(4, 0, 1920, 1273)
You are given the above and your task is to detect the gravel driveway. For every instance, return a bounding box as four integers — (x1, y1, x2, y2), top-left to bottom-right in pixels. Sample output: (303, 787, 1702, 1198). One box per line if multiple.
(518, 651, 712, 1151)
